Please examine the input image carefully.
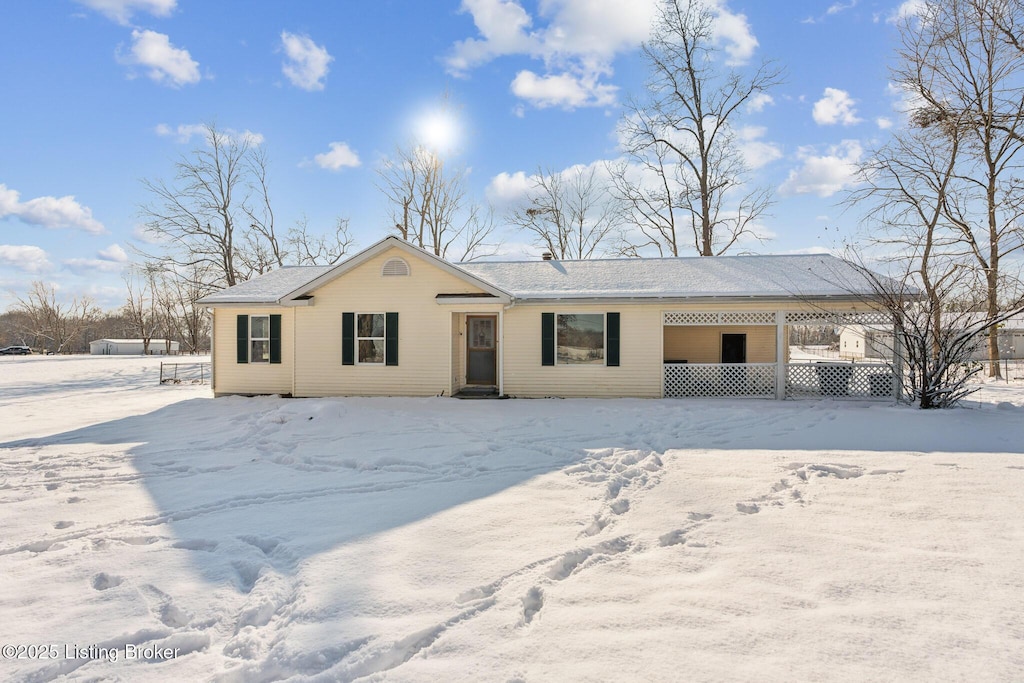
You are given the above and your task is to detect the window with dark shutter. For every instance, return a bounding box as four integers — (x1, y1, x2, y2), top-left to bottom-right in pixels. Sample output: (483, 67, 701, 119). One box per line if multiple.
(385, 312, 399, 366)
(269, 314, 282, 364)
(236, 314, 249, 364)
(606, 312, 620, 367)
(342, 312, 355, 365)
(541, 312, 555, 366)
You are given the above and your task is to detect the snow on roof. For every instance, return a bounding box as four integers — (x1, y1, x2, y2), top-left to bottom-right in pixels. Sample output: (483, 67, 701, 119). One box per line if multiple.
(458, 253, 879, 300)
(197, 265, 334, 304)
(198, 251, 886, 305)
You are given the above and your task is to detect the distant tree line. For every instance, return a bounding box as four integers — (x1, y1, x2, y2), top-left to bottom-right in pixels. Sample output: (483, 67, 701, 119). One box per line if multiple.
(0, 280, 209, 355)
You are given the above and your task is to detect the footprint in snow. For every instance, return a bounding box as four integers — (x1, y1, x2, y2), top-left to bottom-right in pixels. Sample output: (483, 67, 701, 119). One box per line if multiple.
(521, 586, 544, 625)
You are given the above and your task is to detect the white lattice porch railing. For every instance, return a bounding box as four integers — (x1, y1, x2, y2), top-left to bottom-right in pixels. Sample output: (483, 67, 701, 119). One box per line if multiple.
(664, 363, 776, 398)
(785, 362, 896, 400)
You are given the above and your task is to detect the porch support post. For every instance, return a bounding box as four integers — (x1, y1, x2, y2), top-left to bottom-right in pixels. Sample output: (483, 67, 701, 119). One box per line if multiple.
(775, 310, 786, 400)
(498, 308, 505, 396)
(447, 311, 454, 398)
(891, 314, 903, 401)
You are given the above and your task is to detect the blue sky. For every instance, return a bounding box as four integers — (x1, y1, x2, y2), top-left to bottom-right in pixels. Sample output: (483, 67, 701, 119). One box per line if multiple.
(0, 0, 916, 309)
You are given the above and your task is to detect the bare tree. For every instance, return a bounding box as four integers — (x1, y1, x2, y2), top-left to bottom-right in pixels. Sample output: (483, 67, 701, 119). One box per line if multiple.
(894, 0, 1024, 376)
(13, 282, 99, 354)
(287, 215, 355, 266)
(507, 166, 618, 259)
(378, 144, 500, 261)
(847, 114, 1024, 406)
(154, 262, 212, 355)
(613, 0, 783, 257)
(123, 265, 162, 354)
(139, 124, 257, 288)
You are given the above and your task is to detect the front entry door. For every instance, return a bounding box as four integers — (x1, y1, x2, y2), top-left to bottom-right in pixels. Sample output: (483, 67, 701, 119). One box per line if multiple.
(466, 316, 497, 385)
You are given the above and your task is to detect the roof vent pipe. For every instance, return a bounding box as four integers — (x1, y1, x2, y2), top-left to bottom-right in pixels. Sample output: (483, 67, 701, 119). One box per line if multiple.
(542, 251, 553, 261)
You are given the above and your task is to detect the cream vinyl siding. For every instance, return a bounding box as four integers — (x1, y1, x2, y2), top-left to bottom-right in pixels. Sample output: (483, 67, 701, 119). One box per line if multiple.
(293, 247, 497, 397)
(663, 326, 776, 363)
(502, 304, 662, 398)
(212, 307, 294, 396)
(451, 313, 465, 394)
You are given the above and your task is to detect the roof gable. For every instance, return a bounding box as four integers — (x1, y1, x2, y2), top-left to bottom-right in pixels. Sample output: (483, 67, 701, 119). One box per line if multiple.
(197, 236, 511, 306)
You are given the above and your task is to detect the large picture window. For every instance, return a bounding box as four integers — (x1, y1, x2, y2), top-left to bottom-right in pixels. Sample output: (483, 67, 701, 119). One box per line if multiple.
(357, 313, 385, 364)
(557, 313, 605, 364)
(250, 315, 270, 363)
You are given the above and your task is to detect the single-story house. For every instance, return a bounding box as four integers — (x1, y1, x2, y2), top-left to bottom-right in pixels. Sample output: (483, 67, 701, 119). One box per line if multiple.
(90, 339, 180, 356)
(197, 236, 899, 400)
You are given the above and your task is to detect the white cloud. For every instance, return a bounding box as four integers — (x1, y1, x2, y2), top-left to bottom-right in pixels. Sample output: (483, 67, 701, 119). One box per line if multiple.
(746, 92, 774, 113)
(281, 32, 333, 91)
(0, 184, 106, 234)
(887, 0, 925, 24)
(510, 70, 617, 109)
(74, 0, 175, 25)
(446, 0, 645, 111)
(155, 123, 264, 146)
(827, 0, 858, 15)
(448, 0, 761, 110)
(313, 142, 361, 171)
(121, 29, 200, 87)
(63, 245, 130, 274)
(98, 244, 129, 263)
(0, 245, 52, 273)
(736, 126, 782, 169)
(876, 116, 893, 130)
(812, 87, 862, 126)
(485, 161, 614, 208)
(62, 257, 126, 274)
(154, 122, 207, 143)
(709, 0, 759, 66)
(486, 170, 534, 206)
(779, 140, 864, 197)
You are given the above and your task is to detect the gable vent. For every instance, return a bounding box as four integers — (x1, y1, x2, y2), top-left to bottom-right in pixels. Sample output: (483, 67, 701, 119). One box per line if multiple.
(381, 257, 410, 277)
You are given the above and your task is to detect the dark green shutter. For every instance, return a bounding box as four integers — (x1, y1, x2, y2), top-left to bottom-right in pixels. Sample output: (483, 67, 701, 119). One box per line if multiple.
(385, 312, 399, 366)
(236, 314, 249, 364)
(606, 312, 620, 367)
(541, 312, 555, 366)
(342, 312, 354, 365)
(269, 314, 282, 364)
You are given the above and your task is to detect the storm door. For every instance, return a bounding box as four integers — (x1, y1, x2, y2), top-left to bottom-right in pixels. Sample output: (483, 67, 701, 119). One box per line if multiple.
(466, 316, 497, 385)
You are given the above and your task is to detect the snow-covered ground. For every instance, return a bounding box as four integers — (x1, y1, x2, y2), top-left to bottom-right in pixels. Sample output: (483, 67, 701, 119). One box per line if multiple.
(1, 355, 1023, 682)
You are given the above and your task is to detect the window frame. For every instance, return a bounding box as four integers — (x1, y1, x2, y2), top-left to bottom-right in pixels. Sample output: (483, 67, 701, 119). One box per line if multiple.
(555, 312, 607, 366)
(356, 312, 386, 365)
(249, 314, 271, 364)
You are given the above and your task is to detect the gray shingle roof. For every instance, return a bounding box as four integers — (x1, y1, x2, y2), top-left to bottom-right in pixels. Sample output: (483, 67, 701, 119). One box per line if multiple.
(197, 265, 332, 304)
(458, 254, 879, 300)
(197, 249, 885, 305)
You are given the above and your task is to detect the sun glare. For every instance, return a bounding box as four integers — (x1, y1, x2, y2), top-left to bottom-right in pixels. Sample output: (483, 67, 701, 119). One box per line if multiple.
(415, 109, 461, 155)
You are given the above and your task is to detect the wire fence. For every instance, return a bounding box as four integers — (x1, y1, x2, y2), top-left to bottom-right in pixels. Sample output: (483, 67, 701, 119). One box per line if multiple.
(159, 362, 209, 385)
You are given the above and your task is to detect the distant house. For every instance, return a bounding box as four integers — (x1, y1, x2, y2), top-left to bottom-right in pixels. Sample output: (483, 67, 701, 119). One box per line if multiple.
(197, 236, 899, 400)
(89, 339, 180, 356)
(840, 316, 1024, 361)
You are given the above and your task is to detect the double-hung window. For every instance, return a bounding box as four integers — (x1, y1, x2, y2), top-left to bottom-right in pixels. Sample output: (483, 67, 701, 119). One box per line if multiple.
(342, 312, 399, 366)
(236, 314, 281, 364)
(357, 313, 385, 364)
(249, 315, 270, 363)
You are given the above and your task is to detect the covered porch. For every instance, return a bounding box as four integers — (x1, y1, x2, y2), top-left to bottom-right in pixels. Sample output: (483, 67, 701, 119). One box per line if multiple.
(661, 310, 900, 400)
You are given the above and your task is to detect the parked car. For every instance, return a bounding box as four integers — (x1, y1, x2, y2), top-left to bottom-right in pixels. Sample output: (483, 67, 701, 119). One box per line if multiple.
(0, 345, 32, 355)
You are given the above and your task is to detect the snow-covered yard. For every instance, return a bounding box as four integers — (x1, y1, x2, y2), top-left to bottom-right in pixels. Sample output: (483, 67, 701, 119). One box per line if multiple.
(1, 355, 1023, 682)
